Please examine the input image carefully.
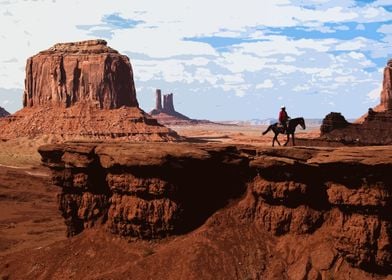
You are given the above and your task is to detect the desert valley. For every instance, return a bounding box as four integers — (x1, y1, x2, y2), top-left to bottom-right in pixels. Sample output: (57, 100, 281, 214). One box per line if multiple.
(0, 39, 390, 280)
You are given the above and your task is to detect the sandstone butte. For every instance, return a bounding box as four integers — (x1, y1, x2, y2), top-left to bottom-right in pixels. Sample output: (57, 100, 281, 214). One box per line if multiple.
(149, 89, 213, 125)
(318, 59, 392, 145)
(0, 40, 178, 141)
(1, 143, 390, 279)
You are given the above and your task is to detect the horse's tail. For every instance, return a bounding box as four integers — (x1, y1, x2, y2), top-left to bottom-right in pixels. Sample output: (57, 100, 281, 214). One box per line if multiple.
(262, 125, 272, 135)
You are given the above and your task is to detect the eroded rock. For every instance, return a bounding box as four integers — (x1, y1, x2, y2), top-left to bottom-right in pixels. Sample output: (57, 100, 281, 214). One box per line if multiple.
(0, 40, 178, 141)
(39, 143, 392, 275)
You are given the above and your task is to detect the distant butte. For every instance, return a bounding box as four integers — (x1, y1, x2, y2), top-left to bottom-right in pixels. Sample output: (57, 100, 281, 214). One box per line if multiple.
(0, 40, 178, 141)
(149, 89, 219, 125)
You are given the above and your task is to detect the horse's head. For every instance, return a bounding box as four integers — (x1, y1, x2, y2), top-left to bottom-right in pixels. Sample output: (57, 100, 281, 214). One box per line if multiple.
(300, 118, 306, 129)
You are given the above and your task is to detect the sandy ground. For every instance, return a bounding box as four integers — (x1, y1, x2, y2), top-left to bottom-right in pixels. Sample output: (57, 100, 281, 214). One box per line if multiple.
(0, 166, 66, 257)
(170, 123, 320, 146)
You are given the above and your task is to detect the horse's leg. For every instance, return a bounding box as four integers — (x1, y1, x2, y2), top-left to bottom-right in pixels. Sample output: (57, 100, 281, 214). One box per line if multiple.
(292, 133, 295, 146)
(275, 133, 281, 146)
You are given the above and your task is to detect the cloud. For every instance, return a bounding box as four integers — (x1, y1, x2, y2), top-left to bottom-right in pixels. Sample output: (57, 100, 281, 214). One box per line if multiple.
(377, 24, 392, 34)
(0, 0, 391, 119)
(2, 57, 17, 63)
(356, 23, 365, 30)
(76, 12, 144, 39)
(256, 79, 274, 89)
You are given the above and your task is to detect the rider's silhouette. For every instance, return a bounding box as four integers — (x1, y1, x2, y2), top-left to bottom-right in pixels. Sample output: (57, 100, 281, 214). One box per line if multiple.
(278, 106, 289, 133)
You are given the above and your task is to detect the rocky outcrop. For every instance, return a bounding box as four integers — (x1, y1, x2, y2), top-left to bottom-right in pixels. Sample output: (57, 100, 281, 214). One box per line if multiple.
(320, 112, 349, 135)
(39, 143, 392, 276)
(162, 93, 175, 114)
(0, 40, 178, 141)
(320, 110, 392, 145)
(149, 89, 215, 125)
(150, 89, 190, 121)
(23, 39, 138, 109)
(320, 59, 392, 145)
(39, 143, 248, 238)
(379, 59, 392, 111)
(0, 106, 10, 117)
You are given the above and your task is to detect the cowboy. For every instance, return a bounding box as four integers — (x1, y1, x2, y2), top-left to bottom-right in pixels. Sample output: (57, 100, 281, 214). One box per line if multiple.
(278, 106, 289, 133)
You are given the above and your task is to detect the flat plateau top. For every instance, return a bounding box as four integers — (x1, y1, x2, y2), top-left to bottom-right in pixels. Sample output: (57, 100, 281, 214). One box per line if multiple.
(39, 142, 392, 167)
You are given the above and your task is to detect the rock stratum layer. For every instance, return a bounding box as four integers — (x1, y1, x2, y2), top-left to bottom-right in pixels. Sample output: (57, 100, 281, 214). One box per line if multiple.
(27, 143, 392, 279)
(0, 40, 178, 141)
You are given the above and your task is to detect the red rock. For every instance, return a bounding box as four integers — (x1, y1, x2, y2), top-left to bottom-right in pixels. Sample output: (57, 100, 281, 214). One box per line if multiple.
(355, 59, 392, 123)
(23, 39, 138, 109)
(287, 256, 311, 280)
(38, 143, 392, 275)
(0, 40, 179, 141)
(2, 144, 392, 279)
(320, 112, 349, 135)
(310, 243, 336, 270)
(379, 59, 392, 111)
(319, 59, 392, 145)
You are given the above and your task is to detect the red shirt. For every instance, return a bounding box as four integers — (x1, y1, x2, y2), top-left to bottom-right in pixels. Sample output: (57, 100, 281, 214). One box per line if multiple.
(279, 110, 288, 123)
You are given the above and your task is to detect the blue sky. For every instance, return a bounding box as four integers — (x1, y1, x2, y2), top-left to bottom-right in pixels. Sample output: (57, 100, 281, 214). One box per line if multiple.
(1, 0, 392, 120)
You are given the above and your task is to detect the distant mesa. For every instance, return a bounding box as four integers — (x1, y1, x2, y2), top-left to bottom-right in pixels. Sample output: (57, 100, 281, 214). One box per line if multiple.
(0, 40, 178, 141)
(149, 89, 215, 125)
(150, 89, 191, 121)
(0, 106, 10, 117)
(319, 59, 392, 145)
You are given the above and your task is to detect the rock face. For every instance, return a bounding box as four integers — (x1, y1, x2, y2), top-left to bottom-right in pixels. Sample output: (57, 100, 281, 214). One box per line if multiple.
(162, 93, 175, 114)
(321, 59, 392, 145)
(0, 40, 178, 141)
(320, 110, 392, 145)
(379, 59, 392, 111)
(23, 39, 138, 109)
(38, 143, 392, 278)
(154, 89, 162, 111)
(320, 112, 349, 135)
(0, 106, 10, 117)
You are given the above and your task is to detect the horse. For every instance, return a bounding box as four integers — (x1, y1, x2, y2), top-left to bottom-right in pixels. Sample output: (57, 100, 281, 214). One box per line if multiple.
(262, 117, 306, 147)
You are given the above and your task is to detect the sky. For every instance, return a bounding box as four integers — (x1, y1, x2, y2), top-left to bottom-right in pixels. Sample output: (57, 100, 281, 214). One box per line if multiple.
(1, 0, 392, 120)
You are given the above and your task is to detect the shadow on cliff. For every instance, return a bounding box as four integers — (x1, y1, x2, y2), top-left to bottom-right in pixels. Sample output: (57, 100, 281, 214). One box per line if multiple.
(123, 149, 252, 235)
